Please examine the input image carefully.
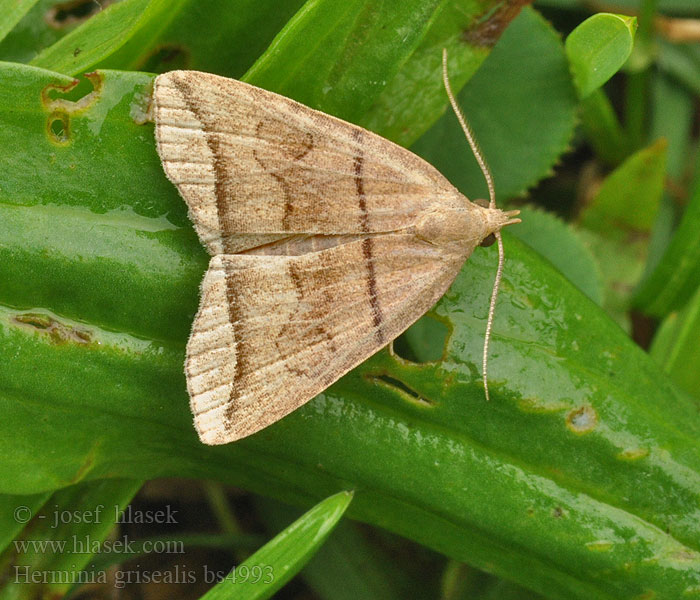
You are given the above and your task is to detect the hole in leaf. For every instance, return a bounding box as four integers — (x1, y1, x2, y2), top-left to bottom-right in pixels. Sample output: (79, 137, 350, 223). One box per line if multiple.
(46, 0, 114, 29)
(139, 44, 190, 72)
(365, 374, 433, 407)
(48, 112, 70, 145)
(43, 74, 98, 104)
(392, 314, 450, 363)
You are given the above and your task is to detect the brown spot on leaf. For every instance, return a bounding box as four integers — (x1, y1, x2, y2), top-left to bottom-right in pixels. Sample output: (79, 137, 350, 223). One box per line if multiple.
(618, 447, 649, 461)
(462, 0, 533, 48)
(69, 449, 97, 484)
(14, 313, 93, 345)
(566, 404, 598, 434)
(138, 44, 191, 72)
(46, 0, 115, 29)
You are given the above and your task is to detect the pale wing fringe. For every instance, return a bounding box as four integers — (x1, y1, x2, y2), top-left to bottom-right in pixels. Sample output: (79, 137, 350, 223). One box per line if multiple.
(187, 237, 463, 444)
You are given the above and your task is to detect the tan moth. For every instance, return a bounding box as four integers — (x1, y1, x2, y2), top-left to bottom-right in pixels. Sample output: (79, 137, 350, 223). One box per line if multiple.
(153, 50, 520, 445)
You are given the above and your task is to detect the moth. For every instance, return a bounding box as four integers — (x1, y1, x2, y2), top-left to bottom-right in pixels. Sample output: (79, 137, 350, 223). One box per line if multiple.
(152, 51, 520, 445)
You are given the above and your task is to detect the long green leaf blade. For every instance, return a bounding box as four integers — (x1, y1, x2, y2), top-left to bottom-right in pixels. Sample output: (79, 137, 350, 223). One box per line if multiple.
(200, 491, 353, 600)
(0, 0, 39, 43)
(634, 149, 700, 316)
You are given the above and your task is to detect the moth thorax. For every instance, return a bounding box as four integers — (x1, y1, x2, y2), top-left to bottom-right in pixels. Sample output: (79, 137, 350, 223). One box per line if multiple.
(415, 200, 488, 251)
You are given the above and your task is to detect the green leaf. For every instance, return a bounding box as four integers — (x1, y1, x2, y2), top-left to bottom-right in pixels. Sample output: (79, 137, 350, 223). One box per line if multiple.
(650, 284, 700, 400)
(579, 88, 629, 166)
(244, 0, 441, 123)
(86, 533, 265, 574)
(412, 7, 578, 202)
(643, 71, 696, 296)
(1, 479, 141, 599)
(200, 491, 353, 600)
(576, 139, 667, 327)
(507, 207, 603, 304)
(0, 0, 69, 64)
(257, 498, 430, 600)
(359, 0, 508, 146)
(99, 0, 307, 76)
(29, 0, 184, 76)
(244, 0, 507, 135)
(0, 492, 50, 552)
(3, 222, 700, 599)
(657, 40, 700, 97)
(651, 71, 695, 181)
(575, 230, 642, 330)
(565, 13, 637, 99)
(633, 148, 700, 317)
(441, 562, 546, 600)
(6, 0, 517, 146)
(580, 138, 667, 234)
(0, 0, 307, 78)
(536, 0, 699, 10)
(0, 62, 204, 343)
(0, 0, 39, 43)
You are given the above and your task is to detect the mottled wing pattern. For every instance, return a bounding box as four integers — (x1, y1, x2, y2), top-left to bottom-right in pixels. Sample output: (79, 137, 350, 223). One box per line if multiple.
(187, 236, 463, 444)
(153, 70, 458, 254)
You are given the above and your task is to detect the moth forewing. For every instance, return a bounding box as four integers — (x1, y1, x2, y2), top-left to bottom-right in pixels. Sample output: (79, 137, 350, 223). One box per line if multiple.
(153, 70, 518, 445)
(154, 71, 462, 243)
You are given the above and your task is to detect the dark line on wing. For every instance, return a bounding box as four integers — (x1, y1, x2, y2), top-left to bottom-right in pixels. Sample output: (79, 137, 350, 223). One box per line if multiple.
(353, 129, 383, 344)
(362, 238, 382, 337)
(171, 76, 243, 429)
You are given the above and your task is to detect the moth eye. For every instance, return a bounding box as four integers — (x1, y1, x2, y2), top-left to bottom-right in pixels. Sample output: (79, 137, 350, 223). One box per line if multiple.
(480, 233, 496, 247)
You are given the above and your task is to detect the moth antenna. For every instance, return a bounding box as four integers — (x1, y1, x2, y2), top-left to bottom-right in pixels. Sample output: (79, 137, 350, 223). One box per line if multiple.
(442, 47, 504, 401)
(483, 232, 505, 401)
(441, 48, 496, 208)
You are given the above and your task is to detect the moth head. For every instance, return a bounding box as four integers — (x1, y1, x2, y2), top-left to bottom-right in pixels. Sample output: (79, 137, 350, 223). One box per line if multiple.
(475, 199, 521, 245)
(484, 207, 521, 240)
